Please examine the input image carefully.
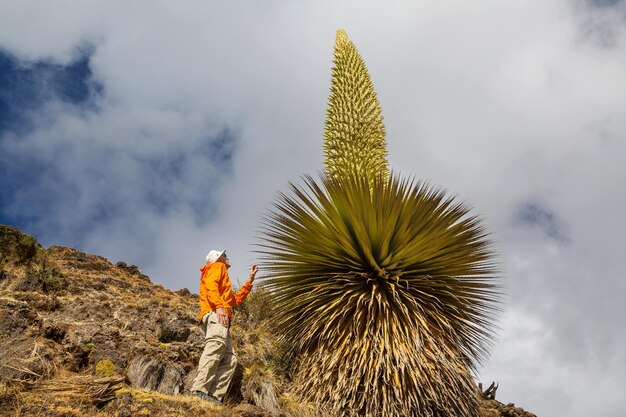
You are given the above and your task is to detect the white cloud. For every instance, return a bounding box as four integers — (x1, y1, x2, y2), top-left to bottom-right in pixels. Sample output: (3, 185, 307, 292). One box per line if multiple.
(1, 1, 625, 416)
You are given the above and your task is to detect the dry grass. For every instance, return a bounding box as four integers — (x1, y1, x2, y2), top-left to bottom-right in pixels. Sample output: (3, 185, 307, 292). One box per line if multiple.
(242, 364, 281, 416)
(1, 372, 124, 417)
(5, 376, 228, 417)
(279, 392, 333, 417)
(19, 372, 125, 404)
(112, 386, 270, 417)
(0, 338, 59, 382)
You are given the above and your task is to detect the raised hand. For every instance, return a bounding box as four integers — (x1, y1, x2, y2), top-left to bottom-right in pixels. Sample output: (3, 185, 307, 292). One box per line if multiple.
(249, 265, 259, 283)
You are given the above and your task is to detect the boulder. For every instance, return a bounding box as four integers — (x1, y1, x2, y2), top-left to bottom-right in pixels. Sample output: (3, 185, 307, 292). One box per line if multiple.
(127, 356, 185, 395)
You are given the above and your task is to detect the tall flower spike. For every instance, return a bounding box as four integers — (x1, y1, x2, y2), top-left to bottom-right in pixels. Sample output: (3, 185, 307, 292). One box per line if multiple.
(324, 29, 389, 182)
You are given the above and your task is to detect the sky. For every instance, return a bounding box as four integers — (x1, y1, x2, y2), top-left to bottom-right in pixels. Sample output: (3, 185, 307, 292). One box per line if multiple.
(1, 1, 625, 415)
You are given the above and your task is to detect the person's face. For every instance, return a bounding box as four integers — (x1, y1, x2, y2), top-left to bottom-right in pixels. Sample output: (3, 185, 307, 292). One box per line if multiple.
(220, 253, 231, 268)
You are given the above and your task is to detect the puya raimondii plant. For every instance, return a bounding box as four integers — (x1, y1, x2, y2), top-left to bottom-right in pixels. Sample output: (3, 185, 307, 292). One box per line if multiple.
(259, 29, 501, 417)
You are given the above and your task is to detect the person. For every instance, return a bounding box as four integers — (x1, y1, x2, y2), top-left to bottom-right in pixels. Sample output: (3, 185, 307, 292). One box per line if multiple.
(190, 249, 258, 405)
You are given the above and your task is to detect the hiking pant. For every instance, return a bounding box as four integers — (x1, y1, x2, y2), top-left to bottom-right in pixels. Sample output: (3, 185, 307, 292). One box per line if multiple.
(190, 311, 237, 400)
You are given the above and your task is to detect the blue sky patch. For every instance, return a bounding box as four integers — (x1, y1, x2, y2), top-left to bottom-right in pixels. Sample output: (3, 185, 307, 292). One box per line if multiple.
(0, 48, 237, 245)
(0, 125, 238, 245)
(516, 201, 570, 243)
(0, 49, 101, 135)
(587, 0, 622, 8)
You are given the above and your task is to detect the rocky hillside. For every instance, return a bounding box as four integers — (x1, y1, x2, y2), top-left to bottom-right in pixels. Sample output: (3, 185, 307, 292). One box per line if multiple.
(0, 225, 536, 417)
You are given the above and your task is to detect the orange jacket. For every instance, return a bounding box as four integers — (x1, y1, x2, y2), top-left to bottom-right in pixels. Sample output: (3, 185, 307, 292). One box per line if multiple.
(198, 261, 253, 321)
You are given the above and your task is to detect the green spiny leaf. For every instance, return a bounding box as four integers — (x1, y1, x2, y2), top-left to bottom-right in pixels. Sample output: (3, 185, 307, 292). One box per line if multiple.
(259, 174, 501, 417)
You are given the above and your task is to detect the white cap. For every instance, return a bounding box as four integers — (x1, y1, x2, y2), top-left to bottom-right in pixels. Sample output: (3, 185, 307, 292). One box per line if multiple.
(205, 249, 226, 264)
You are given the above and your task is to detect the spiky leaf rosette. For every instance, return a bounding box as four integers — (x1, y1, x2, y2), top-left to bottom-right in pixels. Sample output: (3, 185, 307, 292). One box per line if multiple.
(259, 174, 500, 417)
(324, 29, 389, 183)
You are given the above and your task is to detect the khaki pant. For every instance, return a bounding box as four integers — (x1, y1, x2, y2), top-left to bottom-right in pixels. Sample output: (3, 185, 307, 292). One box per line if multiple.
(190, 311, 237, 400)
